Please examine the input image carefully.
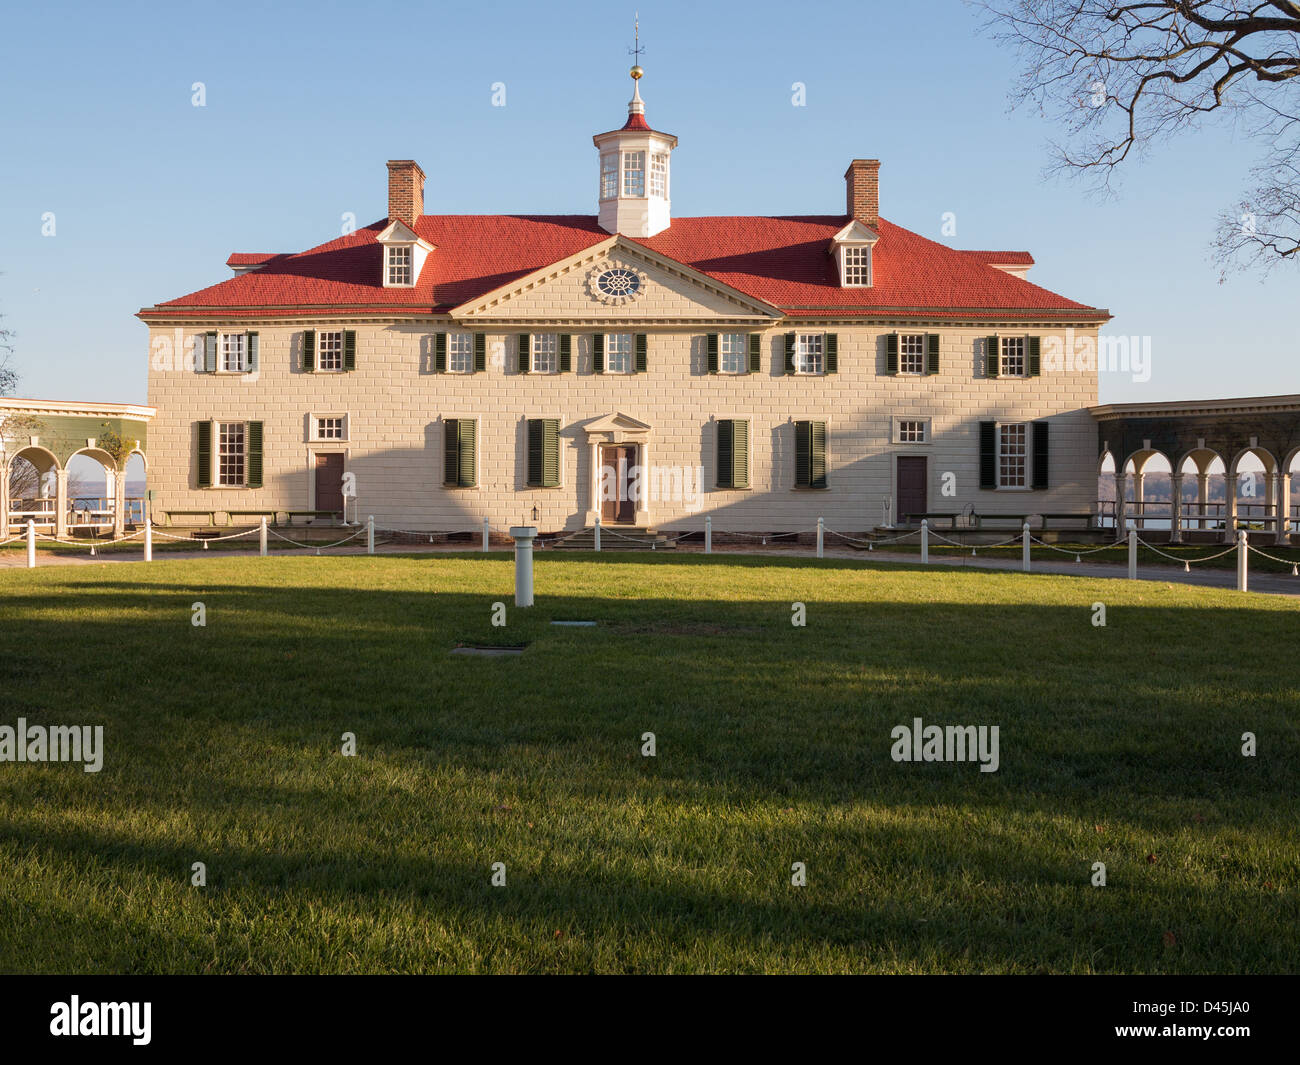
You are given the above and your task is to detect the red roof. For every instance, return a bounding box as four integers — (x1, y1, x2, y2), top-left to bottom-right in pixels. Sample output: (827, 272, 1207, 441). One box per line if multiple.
(962, 250, 1035, 266)
(141, 214, 1107, 321)
(225, 252, 289, 267)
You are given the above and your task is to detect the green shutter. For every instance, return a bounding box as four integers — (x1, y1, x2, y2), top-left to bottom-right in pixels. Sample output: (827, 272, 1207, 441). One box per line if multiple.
(810, 420, 827, 488)
(559, 334, 572, 373)
(444, 420, 459, 486)
(1032, 420, 1049, 489)
(196, 421, 212, 487)
(473, 333, 486, 373)
(303, 330, 315, 373)
(518, 334, 530, 374)
(527, 419, 544, 486)
(592, 334, 604, 373)
(434, 333, 446, 373)
(926, 333, 940, 375)
(204, 332, 217, 373)
(795, 421, 811, 487)
(706, 334, 719, 374)
(1028, 335, 1041, 377)
(986, 336, 999, 377)
(635, 333, 647, 373)
(343, 329, 357, 371)
(784, 333, 796, 375)
(886, 333, 898, 375)
(824, 333, 838, 374)
(459, 419, 476, 488)
(733, 418, 749, 489)
(748, 333, 761, 374)
(245, 332, 259, 373)
(543, 418, 559, 488)
(246, 421, 263, 488)
(979, 421, 997, 488)
(716, 420, 734, 488)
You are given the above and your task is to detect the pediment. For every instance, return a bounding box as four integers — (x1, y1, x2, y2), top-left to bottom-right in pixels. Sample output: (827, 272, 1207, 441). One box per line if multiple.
(583, 411, 652, 441)
(831, 220, 879, 245)
(451, 237, 781, 323)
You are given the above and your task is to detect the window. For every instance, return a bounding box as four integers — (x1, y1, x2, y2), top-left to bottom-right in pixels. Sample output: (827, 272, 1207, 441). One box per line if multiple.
(650, 153, 668, 198)
(220, 333, 247, 373)
(623, 151, 645, 196)
(716, 419, 750, 489)
(898, 420, 927, 444)
(794, 420, 828, 488)
(999, 423, 1027, 487)
(531, 334, 558, 374)
(720, 334, 746, 374)
(526, 418, 561, 488)
(317, 331, 343, 372)
(899, 334, 926, 375)
(605, 333, 633, 374)
(600, 153, 618, 199)
(448, 333, 473, 374)
(386, 245, 412, 286)
(444, 418, 477, 488)
(842, 246, 871, 286)
(1000, 336, 1026, 377)
(218, 422, 245, 486)
(315, 416, 346, 441)
(796, 334, 824, 375)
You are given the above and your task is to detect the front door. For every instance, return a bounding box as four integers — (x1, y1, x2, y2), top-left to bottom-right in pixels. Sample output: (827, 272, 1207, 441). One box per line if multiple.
(896, 456, 927, 525)
(600, 445, 637, 524)
(315, 453, 345, 515)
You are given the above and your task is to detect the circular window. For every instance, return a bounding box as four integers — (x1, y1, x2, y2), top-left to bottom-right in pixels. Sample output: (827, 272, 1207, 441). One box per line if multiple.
(596, 269, 641, 297)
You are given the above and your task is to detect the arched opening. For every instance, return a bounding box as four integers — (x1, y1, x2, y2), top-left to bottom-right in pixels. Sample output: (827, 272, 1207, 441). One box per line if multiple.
(66, 447, 119, 534)
(1123, 450, 1173, 531)
(5, 446, 60, 531)
(1228, 447, 1277, 538)
(1097, 451, 1117, 528)
(124, 450, 148, 527)
(1173, 450, 1226, 536)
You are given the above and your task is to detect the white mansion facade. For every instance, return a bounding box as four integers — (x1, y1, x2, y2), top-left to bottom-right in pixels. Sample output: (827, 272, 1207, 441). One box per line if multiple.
(139, 69, 1108, 535)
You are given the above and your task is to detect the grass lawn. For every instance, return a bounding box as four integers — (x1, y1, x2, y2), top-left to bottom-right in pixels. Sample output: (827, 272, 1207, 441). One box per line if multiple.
(0, 552, 1296, 974)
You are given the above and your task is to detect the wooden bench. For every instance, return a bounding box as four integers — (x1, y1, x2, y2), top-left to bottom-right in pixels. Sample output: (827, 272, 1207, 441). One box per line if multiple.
(163, 509, 217, 527)
(227, 509, 279, 526)
(1038, 512, 1095, 529)
(280, 510, 342, 525)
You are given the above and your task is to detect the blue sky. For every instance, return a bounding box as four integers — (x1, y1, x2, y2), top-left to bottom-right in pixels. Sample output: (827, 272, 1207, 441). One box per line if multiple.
(0, 0, 1293, 405)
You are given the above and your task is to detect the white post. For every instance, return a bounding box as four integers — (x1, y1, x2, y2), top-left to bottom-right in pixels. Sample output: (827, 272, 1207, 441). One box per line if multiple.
(704, 515, 712, 555)
(259, 517, 268, 557)
(367, 515, 375, 555)
(26, 519, 35, 569)
(1128, 528, 1138, 579)
(482, 516, 490, 552)
(509, 526, 537, 607)
(921, 519, 929, 564)
(594, 515, 601, 552)
(1237, 529, 1248, 592)
(145, 521, 153, 562)
(817, 516, 824, 559)
(1022, 522, 1031, 572)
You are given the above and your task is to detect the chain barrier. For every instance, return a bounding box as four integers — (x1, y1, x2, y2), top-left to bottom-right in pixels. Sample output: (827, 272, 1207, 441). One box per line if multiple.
(1246, 542, 1300, 575)
(34, 529, 147, 548)
(267, 527, 367, 550)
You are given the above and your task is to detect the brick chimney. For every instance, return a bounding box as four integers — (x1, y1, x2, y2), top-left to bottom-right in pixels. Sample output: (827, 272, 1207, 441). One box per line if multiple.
(845, 159, 880, 228)
(386, 159, 426, 227)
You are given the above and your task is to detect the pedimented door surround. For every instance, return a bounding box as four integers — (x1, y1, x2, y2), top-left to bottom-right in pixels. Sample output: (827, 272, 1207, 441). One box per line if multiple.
(584, 412, 652, 526)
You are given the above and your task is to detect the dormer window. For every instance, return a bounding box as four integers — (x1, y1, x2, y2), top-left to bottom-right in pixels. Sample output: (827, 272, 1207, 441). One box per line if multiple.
(386, 245, 412, 286)
(842, 246, 871, 286)
(830, 220, 878, 288)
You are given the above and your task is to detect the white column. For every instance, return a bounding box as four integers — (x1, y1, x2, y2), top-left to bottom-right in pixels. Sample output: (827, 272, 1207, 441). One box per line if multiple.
(260, 517, 268, 557)
(112, 464, 125, 538)
(920, 519, 929, 563)
(1224, 466, 1239, 544)
(1114, 471, 1128, 538)
(594, 515, 601, 552)
(0, 461, 9, 538)
(26, 519, 36, 568)
(817, 516, 824, 558)
(510, 526, 537, 607)
(705, 515, 712, 554)
(55, 468, 68, 539)
(144, 521, 152, 562)
(1197, 472, 1210, 531)
(1022, 522, 1031, 572)
(1128, 528, 1138, 579)
(367, 514, 375, 555)
(1276, 469, 1292, 546)
(1133, 470, 1145, 531)
(1237, 529, 1248, 592)
(1169, 472, 1183, 544)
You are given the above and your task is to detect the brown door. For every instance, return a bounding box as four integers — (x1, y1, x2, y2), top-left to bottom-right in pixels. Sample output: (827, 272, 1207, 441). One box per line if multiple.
(600, 445, 637, 524)
(315, 453, 344, 514)
(896, 456, 927, 524)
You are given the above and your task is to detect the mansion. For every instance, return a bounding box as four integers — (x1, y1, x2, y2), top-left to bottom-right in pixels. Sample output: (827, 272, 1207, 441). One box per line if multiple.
(137, 66, 1110, 536)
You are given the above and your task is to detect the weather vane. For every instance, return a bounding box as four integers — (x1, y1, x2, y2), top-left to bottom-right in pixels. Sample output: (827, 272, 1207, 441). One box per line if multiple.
(629, 14, 645, 75)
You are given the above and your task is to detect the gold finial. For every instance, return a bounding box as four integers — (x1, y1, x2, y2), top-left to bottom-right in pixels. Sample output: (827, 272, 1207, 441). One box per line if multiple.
(629, 14, 644, 79)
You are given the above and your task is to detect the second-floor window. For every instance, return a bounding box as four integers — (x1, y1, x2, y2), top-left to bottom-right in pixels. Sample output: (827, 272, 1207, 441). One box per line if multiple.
(531, 333, 558, 374)
(842, 246, 870, 286)
(315, 416, 346, 441)
(720, 333, 746, 374)
(221, 333, 247, 373)
(386, 245, 412, 286)
(448, 333, 473, 374)
(1000, 336, 1026, 377)
(317, 331, 343, 371)
(796, 334, 824, 375)
(899, 334, 925, 375)
(898, 420, 927, 443)
(605, 333, 633, 373)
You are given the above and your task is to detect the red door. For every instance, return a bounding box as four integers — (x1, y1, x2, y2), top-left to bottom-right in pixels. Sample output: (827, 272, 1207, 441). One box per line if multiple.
(315, 453, 344, 514)
(896, 456, 927, 524)
(600, 446, 637, 524)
